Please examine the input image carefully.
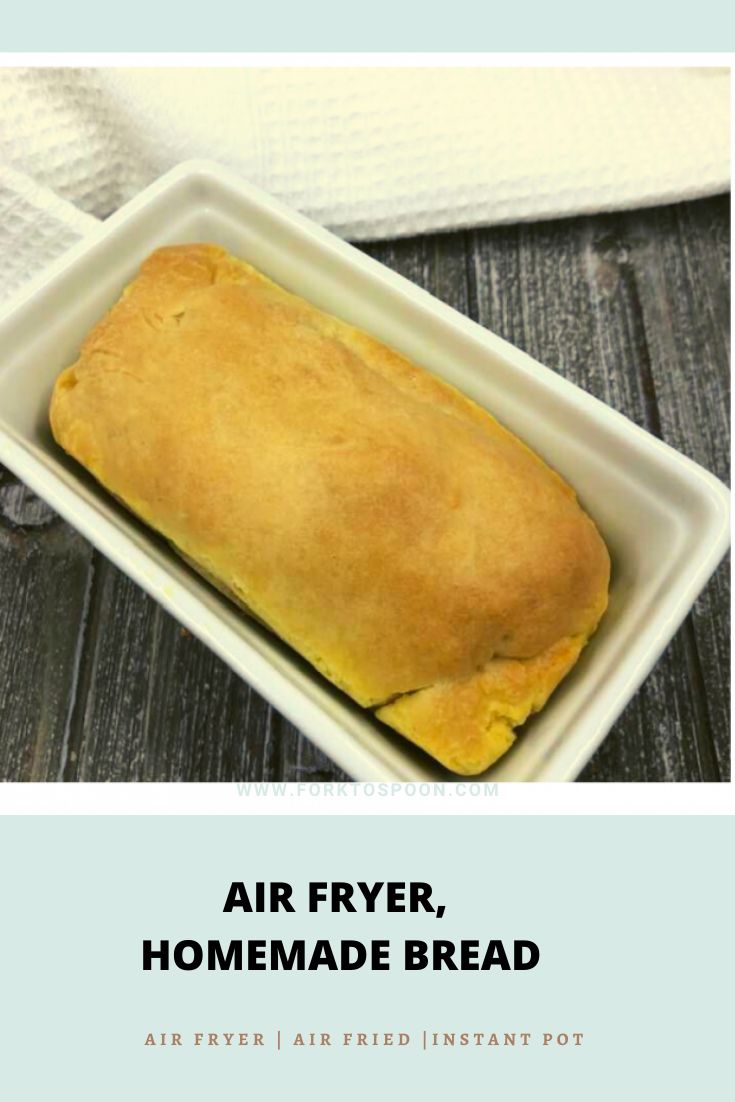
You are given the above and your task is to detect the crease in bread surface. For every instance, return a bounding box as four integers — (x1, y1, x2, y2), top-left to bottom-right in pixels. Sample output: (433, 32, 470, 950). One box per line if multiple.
(50, 243, 610, 775)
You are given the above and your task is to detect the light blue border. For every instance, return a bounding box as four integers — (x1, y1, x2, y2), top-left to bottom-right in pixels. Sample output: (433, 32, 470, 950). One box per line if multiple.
(2, 2, 734, 51)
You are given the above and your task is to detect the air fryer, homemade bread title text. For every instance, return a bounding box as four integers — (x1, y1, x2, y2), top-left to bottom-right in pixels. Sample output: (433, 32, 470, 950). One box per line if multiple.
(143, 880, 540, 974)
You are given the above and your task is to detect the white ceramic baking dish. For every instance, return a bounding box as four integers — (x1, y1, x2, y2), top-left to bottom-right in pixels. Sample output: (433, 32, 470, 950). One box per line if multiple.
(0, 160, 729, 782)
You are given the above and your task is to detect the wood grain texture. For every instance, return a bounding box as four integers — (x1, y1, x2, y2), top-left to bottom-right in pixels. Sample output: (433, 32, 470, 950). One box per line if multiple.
(0, 195, 729, 783)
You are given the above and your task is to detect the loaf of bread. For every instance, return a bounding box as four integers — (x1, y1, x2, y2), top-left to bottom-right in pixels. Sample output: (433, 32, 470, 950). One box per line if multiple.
(50, 244, 610, 774)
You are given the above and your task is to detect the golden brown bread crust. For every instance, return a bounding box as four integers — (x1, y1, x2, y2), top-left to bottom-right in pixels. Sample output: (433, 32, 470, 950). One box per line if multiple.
(376, 634, 586, 775)
(50, 243, 610, 774)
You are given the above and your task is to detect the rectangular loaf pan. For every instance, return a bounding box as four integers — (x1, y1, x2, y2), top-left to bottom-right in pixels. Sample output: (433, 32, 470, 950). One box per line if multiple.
(0, 160, 729, 782)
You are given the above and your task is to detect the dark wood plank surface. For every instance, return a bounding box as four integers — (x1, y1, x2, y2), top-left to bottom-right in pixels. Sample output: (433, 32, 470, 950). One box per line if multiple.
(0, 194, 730, 782)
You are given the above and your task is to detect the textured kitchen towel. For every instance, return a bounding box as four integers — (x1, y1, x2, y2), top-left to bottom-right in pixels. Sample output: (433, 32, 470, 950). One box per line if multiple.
(0, 163, 98, 305)
(0, 67, 730, 242)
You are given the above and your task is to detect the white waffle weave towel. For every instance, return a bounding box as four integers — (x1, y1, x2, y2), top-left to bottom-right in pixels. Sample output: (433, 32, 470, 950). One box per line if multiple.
(0, 66, 729, 301)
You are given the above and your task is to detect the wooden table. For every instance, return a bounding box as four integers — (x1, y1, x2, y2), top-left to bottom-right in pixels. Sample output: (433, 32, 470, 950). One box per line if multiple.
(0, 195, 729, 783)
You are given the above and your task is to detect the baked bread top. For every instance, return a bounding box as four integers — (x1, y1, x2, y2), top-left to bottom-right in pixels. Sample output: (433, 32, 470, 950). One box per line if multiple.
(50, 243, 610, 773)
